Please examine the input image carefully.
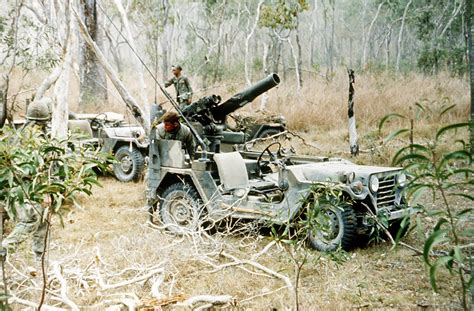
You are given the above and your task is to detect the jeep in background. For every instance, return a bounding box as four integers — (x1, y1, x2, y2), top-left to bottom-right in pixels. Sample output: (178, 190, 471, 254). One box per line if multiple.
(72, 112, 148, 182)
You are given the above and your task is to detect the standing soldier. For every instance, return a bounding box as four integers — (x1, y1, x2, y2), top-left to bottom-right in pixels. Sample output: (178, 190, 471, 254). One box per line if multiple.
(164, 65, 193, 109)
(2, 98, 52, 261)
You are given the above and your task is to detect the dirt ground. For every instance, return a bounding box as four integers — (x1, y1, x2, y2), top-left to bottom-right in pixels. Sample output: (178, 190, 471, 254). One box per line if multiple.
(5, 177, 464, 310)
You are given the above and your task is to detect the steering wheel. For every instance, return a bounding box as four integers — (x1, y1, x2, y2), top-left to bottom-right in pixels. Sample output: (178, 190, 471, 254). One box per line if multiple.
(90, 113, 107, 131)
(256, 142, 282, 175)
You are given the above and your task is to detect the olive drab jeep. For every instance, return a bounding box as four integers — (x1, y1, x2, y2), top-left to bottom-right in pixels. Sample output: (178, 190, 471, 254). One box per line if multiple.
(72, 112, 148, 182)
(145, 74, 414, 252)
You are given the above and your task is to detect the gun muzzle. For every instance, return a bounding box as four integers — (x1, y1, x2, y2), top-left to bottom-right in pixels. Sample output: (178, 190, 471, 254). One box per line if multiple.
(211, 73, 280, 121)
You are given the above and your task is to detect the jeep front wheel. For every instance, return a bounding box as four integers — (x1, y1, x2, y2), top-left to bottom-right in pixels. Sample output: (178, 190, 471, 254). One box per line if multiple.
(113, 145, 144, 182)
(159, 183, 203, 233)
(308, 204, 357, 251)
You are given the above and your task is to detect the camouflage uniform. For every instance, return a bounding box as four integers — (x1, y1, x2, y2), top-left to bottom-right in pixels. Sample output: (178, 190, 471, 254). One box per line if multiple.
(2, 98, 51, 260)
(164, 75, 193, 109)
(2, 202, 47, 258)
(156, 123, 195, 159)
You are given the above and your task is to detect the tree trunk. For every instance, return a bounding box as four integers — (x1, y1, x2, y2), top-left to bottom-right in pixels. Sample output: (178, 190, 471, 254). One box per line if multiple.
(0, 90, 5, 128)
(329, 0, 335, 75)
(113, 0, 149, 123)
(73, 8, 150, 134)
(396, 0, 413, 73)
(160, 0, 171, 81)
(79, 0, 107, 109)
(295, 18, 303, 88)
(244, 0, 264, 86)
(260, 42, 269, 110)
(385, 24, 393, 70)
(288, 36, 301, 90)
(52, 0, 74, 139)
(362, 1, 384, 68)
(467, 0, 474, 155)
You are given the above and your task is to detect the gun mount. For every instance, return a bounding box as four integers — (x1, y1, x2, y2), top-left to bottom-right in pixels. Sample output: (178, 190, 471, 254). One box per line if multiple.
(182, 73, 280, 152)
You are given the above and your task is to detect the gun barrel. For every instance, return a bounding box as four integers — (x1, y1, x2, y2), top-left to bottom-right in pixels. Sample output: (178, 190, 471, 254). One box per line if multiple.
(211, 73, 280, 121)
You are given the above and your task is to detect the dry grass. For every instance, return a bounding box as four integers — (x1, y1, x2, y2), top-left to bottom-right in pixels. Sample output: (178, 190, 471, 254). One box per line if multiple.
(6, 178, 464, 309)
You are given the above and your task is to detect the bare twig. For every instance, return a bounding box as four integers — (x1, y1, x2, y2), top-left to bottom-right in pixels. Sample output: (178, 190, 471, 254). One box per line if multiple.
(175, 294, 233, 308)
(51, 262, 79, 311)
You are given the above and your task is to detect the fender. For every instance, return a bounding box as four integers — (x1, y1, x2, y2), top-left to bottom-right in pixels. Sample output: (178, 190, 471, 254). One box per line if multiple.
(100, 126, 149, 153)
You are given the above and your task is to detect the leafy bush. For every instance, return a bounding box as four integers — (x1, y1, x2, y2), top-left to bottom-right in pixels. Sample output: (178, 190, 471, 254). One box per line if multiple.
(380, 109, 473, 309)
(0, 126, 110, 224)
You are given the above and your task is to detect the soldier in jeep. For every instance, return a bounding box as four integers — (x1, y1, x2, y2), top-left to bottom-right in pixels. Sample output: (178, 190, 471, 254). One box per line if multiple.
(156, 111, 195, 159)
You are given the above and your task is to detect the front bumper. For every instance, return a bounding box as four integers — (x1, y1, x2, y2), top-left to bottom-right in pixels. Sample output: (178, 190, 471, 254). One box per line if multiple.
(384, 206, 416, 220)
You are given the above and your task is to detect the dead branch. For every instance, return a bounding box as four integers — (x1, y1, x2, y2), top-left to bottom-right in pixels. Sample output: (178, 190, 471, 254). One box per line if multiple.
(240, 285, 289, 304)
(95, 266, 165, 290)
(11, 296, 66, 311)
(175, 294, 233, 308)
(251, 240, 277, 261)
(51, 262, 79, 311)
(221, 251, 293, 290)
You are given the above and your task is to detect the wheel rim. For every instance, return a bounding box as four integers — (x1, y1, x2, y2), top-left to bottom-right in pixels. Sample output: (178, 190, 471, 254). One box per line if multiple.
(313, 207, 342, 245)
(164, 192, 198, 229)
(119, 155, 133, 173)
(169, 199, 193, 226)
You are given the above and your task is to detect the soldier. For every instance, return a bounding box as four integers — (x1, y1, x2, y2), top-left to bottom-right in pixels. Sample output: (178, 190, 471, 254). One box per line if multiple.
(156, 111, 195, 159)
(164, 65, 193, 109)
(2, 98, 52, 261)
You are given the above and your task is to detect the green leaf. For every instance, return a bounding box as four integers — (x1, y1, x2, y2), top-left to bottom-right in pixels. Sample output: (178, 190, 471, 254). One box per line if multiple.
(394, 153, 431, 166)
(439, 150, 472, 169)
(433, 217, 448, 231)
(462, 229, 474, 236)
(383, 128, 410, 144)
(378, 113, 407, 132)
(429, 256, 453, 292)
(439, 104, 456, 117)
(435, 123, 470, 141)
(423, 229, 449, 265)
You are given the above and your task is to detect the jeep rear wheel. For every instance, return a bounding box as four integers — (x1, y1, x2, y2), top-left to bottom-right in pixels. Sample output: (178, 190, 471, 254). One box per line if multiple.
(308, 204, 357, 251)
(159, 183, 203, 234)
(113, 145, 144, 182)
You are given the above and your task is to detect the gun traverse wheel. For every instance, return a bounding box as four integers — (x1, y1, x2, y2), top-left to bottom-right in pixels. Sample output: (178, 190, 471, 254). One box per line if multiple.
(308, 204, 357, 252)
(159, 183, 203, 233)
(113, 145, 144, 182)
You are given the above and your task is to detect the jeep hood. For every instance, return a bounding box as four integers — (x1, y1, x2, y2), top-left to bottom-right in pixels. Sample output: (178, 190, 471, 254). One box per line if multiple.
(288, 162, 401, 183)
(106, 126, 144, 138)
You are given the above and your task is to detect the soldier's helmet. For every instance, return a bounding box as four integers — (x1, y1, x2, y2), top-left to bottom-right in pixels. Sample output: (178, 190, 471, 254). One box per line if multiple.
(26, 97, 52, 121)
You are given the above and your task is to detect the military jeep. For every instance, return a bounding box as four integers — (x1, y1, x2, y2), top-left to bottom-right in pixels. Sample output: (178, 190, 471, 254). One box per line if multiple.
(72, 112, 148, 182)
(146, 74, 413, 251)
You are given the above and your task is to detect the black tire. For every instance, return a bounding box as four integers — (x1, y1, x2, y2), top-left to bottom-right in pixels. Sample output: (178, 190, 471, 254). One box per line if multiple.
(308, 204, 357, 251)
(113, 145, 145, 182)
(256, 128, 282, 139)
(388, 217, 411, 241)
(159, 183, 204, 233)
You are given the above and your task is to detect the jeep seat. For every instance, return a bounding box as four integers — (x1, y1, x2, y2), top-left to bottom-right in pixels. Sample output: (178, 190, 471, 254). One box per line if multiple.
(68, 120, 93, 139)
(213, 152, 249, 191)
(213, 152, 278, 194)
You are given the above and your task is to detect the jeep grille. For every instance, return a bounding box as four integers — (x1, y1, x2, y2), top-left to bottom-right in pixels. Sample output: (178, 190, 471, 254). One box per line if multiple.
(376, 175, 396, 208)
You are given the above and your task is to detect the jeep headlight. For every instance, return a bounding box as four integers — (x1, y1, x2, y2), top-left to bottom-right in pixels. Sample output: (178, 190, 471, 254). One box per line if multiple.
(397, 172, 407, 187)
(369, 175, 379, 193)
